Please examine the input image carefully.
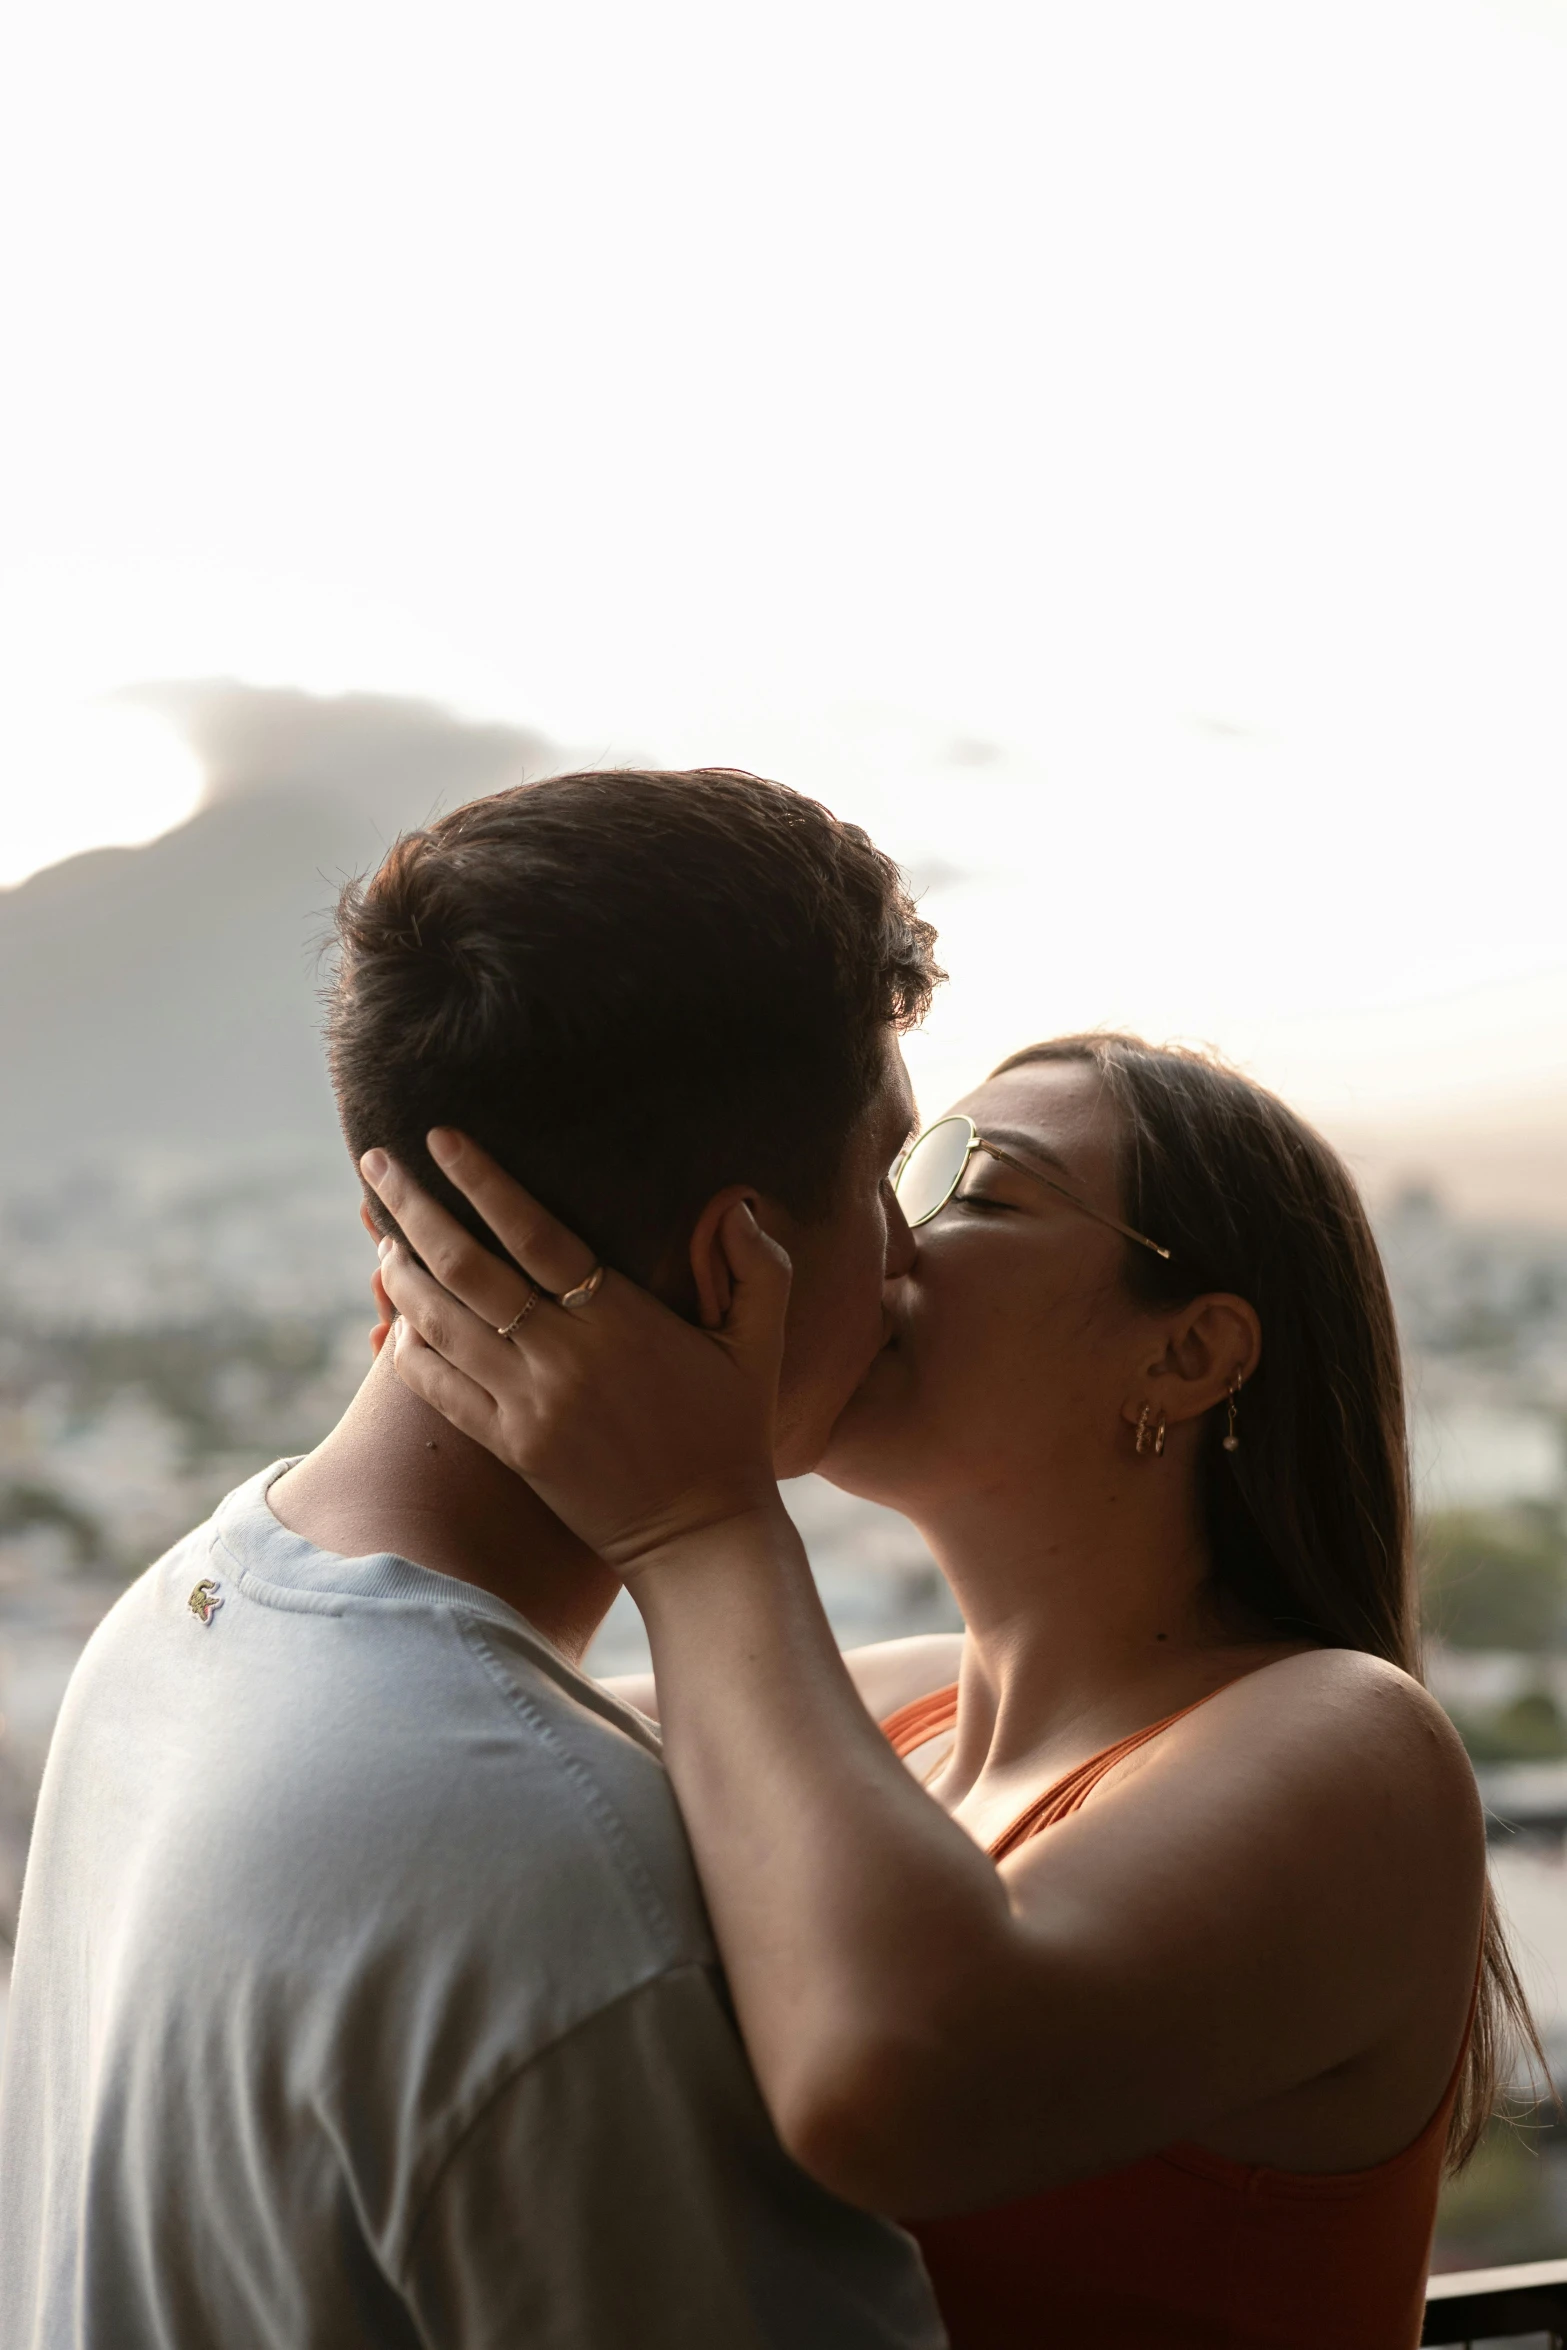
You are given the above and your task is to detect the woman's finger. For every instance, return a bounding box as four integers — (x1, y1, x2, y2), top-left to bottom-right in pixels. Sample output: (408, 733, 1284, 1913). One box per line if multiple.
(361, 1152, 539, 1328)
(718, 1212, 798, 1391)
(390, 1315, 507, 1452)
(717, 1202, 793, 1373)
(369, 1265, 395, 1358)
(426, 1129, 600, 1298)
(380, 1239, 536, 1388)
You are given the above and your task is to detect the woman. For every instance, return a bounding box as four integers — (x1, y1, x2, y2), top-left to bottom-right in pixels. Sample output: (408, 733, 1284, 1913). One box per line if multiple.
(367, 1034, 1535, 2349)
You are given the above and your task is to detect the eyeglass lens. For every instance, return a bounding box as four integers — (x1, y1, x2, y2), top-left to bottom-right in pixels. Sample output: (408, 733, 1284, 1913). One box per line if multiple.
(892, 1117, 975, 1228)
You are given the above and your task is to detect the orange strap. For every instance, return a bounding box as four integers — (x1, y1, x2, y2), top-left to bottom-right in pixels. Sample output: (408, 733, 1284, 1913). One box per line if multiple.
(883, 1680, 1244, 1860)
(881, 1684, 961, 1760)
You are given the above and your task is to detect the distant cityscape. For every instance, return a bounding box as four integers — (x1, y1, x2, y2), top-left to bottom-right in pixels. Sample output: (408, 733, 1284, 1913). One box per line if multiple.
(4, 1160, 1566, 1850)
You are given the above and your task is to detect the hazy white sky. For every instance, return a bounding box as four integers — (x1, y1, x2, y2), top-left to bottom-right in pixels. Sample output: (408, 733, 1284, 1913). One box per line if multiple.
(2, 0, 1565, 1129)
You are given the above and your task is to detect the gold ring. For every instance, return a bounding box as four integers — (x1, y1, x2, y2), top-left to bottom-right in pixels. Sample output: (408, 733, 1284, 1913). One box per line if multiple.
(559, 1264, 605, 1312)
(496, 1287, 541, 1342)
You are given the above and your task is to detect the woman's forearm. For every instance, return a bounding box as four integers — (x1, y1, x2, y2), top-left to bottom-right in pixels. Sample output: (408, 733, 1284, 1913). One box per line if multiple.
(630, 1504, 1026, 2205)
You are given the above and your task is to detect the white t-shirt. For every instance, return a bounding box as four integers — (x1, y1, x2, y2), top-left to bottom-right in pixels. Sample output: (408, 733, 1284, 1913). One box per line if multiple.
(0, 1464, 944, 2350)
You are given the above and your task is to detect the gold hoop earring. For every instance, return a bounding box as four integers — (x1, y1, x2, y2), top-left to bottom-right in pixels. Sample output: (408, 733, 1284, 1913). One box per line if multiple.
(1223, 1374, 1243, 1454)
(1135, 1404, 1152, 1455)
(1153, 1410, 1167, 1457)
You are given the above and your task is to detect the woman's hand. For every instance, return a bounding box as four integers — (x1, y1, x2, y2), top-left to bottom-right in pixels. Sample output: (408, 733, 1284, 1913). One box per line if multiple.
(362, 1131, 793, 1574)
(369, 1264, 395, 1358)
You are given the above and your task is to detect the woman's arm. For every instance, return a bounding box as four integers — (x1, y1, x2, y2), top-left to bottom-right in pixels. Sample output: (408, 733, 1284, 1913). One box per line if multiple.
(598, 1670, 661, 1716)
(623, 1507, 1027, 2205)
(368, 1143, 1484, 2214)
(601, 1635, 963, 1731)
(603, 1503, 1483, 2213)
(840, 1633, 965, 1725)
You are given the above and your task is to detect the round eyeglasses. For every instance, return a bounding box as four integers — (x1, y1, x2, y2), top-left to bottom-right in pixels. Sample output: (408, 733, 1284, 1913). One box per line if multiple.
(892, 1114, 1172, 1260)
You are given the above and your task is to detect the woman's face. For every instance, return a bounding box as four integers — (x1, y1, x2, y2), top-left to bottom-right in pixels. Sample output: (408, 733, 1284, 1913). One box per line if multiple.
(819, 1058, 1166, 1511)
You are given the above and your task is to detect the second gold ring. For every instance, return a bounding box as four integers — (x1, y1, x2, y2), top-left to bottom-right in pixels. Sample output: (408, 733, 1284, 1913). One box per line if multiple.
(497, 1287, 541, 1342)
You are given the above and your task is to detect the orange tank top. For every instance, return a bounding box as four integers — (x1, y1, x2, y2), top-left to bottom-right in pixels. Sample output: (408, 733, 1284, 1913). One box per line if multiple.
(881, 1683, 1472, 2350)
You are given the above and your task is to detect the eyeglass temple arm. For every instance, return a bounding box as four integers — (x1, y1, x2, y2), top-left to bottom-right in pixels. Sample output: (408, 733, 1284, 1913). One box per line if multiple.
(976, 1140, 1172, 1261)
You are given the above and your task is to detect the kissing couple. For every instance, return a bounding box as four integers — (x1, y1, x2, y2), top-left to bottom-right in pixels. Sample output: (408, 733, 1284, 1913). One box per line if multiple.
(2, 766, 1519, 2350)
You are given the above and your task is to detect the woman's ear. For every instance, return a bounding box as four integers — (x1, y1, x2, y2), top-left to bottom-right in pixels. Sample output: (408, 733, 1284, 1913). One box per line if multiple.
(687, 1186, 762, 1329)
(1163, 1293, 1262, 1421)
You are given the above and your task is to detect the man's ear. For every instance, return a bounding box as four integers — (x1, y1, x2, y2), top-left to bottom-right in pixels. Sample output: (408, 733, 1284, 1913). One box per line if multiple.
(687, 1186, 774, 1329)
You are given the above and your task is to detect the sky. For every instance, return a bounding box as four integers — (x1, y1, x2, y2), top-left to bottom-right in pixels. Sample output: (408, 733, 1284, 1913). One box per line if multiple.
(2, 0, 1565, 1156)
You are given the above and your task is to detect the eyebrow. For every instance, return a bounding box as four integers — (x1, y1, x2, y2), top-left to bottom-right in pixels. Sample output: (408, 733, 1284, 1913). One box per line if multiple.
(974, 1126, 1076, 1180)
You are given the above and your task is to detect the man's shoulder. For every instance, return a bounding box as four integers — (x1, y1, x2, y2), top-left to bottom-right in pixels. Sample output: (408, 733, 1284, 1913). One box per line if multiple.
(41, 1475, 715, 2046)
(8, 1483, 741, 2302)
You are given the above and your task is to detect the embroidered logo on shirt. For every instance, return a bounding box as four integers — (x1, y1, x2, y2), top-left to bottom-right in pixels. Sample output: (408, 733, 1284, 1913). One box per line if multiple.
(187, 1579, 223, 1626)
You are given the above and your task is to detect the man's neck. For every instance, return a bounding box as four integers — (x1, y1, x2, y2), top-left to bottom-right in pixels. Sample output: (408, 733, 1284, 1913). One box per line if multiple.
(268, 1352, 620, 1665)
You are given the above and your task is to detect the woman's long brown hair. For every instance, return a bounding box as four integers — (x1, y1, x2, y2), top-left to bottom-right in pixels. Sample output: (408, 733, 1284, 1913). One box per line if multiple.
(993, 1033, 1543, 2168)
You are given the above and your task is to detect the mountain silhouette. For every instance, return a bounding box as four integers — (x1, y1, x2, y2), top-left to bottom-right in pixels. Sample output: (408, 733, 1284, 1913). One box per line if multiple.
(0, 684, 560, 1176)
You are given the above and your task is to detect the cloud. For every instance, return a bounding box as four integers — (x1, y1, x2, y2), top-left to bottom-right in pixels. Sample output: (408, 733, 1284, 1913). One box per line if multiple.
(0, 682, 566, 1174)
(118, 679, 558, 820)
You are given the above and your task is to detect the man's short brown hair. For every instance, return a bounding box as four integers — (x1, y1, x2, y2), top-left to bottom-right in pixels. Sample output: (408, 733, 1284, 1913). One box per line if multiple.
(329, 767, 941, 1282)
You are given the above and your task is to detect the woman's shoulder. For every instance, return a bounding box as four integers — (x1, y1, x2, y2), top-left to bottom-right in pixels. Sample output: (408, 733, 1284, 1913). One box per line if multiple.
(1169, 1644, 1485, 1856)
(1018, 1643, 1487, 2093)
(841, 1632, 965, 1724)
(1216, 1644, 1471, 1753)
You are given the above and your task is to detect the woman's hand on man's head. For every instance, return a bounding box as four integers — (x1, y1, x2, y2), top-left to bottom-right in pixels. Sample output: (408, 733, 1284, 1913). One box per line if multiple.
(361, 1133, 794, 1577)
(368, 1263, 395, 1359)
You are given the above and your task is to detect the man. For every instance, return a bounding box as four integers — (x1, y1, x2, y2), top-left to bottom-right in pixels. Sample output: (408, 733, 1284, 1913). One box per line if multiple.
(0, 769, 948, 2348)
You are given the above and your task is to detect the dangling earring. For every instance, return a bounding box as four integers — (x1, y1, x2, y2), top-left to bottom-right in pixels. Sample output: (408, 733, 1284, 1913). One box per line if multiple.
(1222, 1374, 1243, 1454)
(1153, 1409, 1167, 1457)
(1135, 1404, 1152, 1456)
